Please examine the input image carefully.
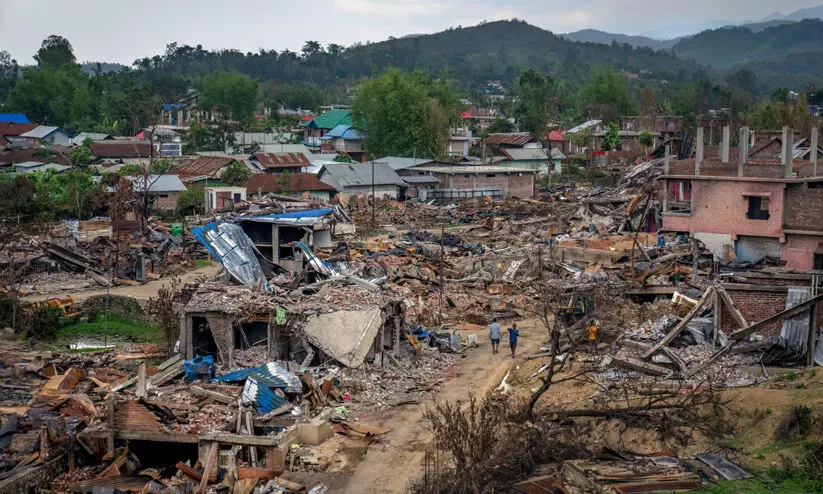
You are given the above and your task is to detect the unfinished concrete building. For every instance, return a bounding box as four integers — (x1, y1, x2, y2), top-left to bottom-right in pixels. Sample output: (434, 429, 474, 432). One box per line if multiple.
(660, 126, 823, 270)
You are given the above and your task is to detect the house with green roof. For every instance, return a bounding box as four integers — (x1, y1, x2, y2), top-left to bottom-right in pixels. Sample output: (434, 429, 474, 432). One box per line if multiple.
(301, 109, 352, 150)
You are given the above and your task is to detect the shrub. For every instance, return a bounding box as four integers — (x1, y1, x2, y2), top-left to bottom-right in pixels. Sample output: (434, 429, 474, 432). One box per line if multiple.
(777, 405, 813, 442)
(20, 305, 64, 341)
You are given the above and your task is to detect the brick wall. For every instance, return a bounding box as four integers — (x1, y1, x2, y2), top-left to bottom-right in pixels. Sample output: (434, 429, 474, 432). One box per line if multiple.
(721, 289, 789, 337)
(666, 159, 808, 179)
(785, 184, 823, 231)
(153, 191, 180, 212)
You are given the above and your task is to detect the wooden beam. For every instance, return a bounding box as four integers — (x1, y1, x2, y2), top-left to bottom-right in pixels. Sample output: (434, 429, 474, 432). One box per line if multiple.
(198, 442, 219, 494)
(191, 386, 234, 405)
(81, 430, 199, 443)
(716, 285, 748, 329)
(136, 363, 147, 399)
(197, 433, 278, 447)
(643, 286, 715, 359)
(730, 293, 823, 341)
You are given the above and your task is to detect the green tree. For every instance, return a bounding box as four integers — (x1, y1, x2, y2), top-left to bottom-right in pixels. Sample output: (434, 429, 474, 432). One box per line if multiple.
(582, 65, 633, 120)
(118, 164, 144, 176)
(220, 161, 251, 186)
(486, 118, 515, 134)
(198, 71, 259, 125)
(34, 35, 76, 66)
(68, 142, 93, 168)
(333, 153, 354, 163)
(276, 170, 291, 194)
(5, 64, 93, 130)
(0, 50, 18, 102)
(184, 121, 237, 153)
(602, 122, 621, 152)
(514, 69, 555, 137)
(352, 68, 459, 159)
(638, 130, 654, 155)
(175, 187, 205, 217)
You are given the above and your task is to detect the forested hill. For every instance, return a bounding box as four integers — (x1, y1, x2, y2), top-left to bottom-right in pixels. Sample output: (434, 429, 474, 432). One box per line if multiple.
(138, 20, 707, 92)
(671, 19, 823, 69)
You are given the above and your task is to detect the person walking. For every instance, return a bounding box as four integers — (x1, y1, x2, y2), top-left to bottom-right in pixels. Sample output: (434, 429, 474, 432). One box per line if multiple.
(507, 322, 519, 358)
(489, 318, 501, 354)
(587, 319, 599, 353)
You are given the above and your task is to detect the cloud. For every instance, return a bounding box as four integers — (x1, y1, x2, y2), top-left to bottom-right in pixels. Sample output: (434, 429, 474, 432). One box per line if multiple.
(332, 0, 445, 16)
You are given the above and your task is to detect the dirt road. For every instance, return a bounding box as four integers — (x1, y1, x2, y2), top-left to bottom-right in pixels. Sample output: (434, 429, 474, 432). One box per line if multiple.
(23, 263, 223, 303)
(341, 318, 543, 493)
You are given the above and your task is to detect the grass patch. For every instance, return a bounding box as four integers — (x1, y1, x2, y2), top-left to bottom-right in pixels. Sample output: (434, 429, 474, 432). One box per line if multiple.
(194, 259, 213, 269)
(57, 314, 162, 343)
(699, 474, 823, 493)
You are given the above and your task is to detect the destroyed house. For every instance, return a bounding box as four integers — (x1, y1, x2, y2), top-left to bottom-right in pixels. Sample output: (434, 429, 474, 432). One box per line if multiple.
(180, 283, 409, 370)
(235, 209, 339, 272)
(661, 126, 823, 270)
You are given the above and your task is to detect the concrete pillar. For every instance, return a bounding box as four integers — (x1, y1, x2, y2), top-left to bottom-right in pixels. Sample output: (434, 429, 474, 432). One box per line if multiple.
(738, 126, 748, 177)
(664, 144, 671, 175)
(721, 126, 730, 163)
(812, 127, 819, 177)
(783, 126, 794, 178)
(695, 127, 704, 175)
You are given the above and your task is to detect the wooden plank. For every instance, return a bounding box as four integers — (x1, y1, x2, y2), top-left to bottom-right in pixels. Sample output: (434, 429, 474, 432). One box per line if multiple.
(730, 293, 823, 340)
(197, 433, 278, 447)
(105, 395, 114, 455)
(191, 386, 234, 405)
(198, 442, 218, 494)
(233, 478, 259, 494)
(81, 430, 199, 443)
(715, 286, 748, 329)
(175, 461, 217, 482)
(136, 363, 147, 399)
(643, 287, 715, 359)
(237, 467, 276, 480)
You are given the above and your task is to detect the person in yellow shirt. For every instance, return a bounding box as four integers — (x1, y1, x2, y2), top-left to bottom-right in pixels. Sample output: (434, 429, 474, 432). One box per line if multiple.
(587, 319, 599, 353)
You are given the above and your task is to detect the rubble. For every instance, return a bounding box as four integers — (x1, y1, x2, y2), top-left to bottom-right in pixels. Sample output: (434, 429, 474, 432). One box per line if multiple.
(2, 154, 821, 493)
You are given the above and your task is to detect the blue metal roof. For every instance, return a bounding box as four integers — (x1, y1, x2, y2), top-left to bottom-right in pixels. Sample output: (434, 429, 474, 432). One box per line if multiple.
(162, 103, 186, 112)
(0, 114, 29, 124)
(236, 208, 334, 224)
(243, 377, 291, 413)
(213, 362, 302, 393)
(322, 124, 360, 141)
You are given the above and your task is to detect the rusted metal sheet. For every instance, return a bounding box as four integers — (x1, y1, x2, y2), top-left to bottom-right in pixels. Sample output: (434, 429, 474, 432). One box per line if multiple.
(613, 481, 699, 493)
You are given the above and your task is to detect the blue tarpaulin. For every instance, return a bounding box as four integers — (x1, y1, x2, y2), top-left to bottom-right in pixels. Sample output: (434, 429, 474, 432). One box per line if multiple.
(236, 208, 334, 225)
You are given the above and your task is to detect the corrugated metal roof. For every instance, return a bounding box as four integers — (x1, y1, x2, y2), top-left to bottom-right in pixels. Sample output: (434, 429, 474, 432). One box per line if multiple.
(252, 152, 311, 168)
(72, 132, 113, 144)
(214, 362, 302, 393)
(13, 162, 72, 174)
(91, 141, 153, 158)
(0, 122, 38, 136)
(70, 475, 155, 492)
(501, 148, 549, 161)
(243, 377, 290, 413)
(0, 147, 71, 166)
(178, 156, 236, 179)
(129, 174, 187, 193)
(422, 166, 537, 174)
(319, 162, 406, 188)
(322, 124, 361, 140)
(483, 133, 535, 146)
(247, 173, 335, 195)
(374, 156, 436, 171)
(0, 114, 29, 124)
(300, 109, 352, 129)
(401, 175, 440, 184)
(568, 120, 602, 134)
(20, 125, 72, 139)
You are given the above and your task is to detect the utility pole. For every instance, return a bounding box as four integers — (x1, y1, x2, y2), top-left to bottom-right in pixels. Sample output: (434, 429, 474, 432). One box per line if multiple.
(439, 224, 445, 326)
(371, 159, 376, 229)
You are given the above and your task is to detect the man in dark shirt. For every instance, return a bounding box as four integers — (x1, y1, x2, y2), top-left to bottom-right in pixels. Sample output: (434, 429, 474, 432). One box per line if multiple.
(508, 323, 519, 358)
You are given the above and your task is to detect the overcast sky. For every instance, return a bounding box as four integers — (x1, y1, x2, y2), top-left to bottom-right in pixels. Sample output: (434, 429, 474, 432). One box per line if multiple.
(1, 0, 822, 65)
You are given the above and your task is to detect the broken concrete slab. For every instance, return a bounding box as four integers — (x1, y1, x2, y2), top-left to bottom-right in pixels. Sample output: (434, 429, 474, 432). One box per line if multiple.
(302, 308, 383, 368)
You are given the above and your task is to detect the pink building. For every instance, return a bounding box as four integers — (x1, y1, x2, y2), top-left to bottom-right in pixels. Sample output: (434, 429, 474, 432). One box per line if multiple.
(661, 127, 823, 270)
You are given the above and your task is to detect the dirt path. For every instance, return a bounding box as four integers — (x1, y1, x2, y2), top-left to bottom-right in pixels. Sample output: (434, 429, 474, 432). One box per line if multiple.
(341, 318, 544, 494)
(22, 263, 223, 302)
